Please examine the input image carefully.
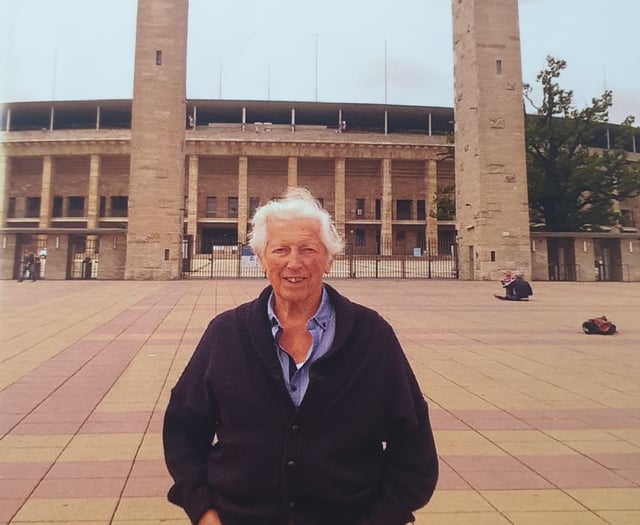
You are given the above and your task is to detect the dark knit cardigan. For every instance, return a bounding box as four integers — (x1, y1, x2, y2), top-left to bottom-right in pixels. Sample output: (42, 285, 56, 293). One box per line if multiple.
(163, 284, 438, 525)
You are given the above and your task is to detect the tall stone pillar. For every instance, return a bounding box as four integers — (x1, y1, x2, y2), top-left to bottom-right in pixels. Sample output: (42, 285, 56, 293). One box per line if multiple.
(87, 154, 100, 229)
(334, 158, 346, 241)
(425, 159, 438, 254)
(380, 158, 392, 255)
(238, 156, 248, 243)
(125, 0, 189, 279)
(39, 156, 53, 228)
(287, 156, 298, 188)
(187, 155, 199, 253)
(452, 0, 531, 280)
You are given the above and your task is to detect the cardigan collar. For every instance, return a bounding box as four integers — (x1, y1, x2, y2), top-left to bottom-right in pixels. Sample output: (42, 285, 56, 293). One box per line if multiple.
(241, 283, 356, 392)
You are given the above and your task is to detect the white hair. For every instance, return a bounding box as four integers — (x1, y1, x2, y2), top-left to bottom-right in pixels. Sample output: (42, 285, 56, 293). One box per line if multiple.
(248, 187, 344, 257)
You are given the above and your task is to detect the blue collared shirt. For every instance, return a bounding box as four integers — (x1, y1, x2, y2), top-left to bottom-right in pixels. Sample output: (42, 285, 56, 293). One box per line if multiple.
(268, 286, 336, 406)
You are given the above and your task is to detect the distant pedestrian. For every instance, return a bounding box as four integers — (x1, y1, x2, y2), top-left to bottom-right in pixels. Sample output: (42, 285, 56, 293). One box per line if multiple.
(18, 250, 36, 282)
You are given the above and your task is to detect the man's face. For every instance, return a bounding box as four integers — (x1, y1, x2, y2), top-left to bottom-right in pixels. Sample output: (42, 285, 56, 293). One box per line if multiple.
(261, 216, 333, 310)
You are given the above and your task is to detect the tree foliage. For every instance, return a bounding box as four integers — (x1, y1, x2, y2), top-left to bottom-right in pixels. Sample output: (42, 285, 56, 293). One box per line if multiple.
(430, 184, 456, 221)
(524, 56, 640, 231)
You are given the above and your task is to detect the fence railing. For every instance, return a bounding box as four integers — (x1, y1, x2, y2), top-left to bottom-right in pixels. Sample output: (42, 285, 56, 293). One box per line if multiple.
(548, 263, 579, 282)
(181, 242, 458, 280)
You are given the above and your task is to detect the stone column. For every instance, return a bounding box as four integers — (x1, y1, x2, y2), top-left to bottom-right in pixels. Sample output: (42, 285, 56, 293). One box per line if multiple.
(287, 156, 298, 188)
(39, 156, 53, 228)
(0, 155, 7, 227)
(238, 156, 248, 243)
(85, 155, 101, 261)
(425, 159, 438, 254)
(87, 154, 100, 229)
(334, 158, 346, 242)
(380, 158, 392, 255)
(187, 154, 199, 251)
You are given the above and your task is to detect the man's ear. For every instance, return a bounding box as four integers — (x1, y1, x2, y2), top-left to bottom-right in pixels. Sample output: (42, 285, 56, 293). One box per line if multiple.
(324, 255, 334, 274)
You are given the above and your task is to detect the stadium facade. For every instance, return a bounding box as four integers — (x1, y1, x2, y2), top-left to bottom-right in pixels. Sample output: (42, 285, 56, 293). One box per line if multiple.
(1, 0, 639, 281)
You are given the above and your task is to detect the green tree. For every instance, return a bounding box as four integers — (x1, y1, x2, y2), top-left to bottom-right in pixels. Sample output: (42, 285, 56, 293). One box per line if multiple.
(524, 56, 640, 231)
(430, 184, 456, 221)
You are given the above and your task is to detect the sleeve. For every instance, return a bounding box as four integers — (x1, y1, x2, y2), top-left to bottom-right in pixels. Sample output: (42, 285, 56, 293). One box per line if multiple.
(361, 320, 439, 525)
(163, 321, 219, 525)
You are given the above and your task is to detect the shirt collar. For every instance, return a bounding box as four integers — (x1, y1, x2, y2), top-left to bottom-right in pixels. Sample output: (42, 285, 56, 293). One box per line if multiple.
(268, 285, 333, 331)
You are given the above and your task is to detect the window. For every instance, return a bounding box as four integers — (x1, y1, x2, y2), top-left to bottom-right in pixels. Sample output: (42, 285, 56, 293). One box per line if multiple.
(110, 196, 128, 217)
(52, 196, 63, 217)
(249, 197, 260, 218)
(26, 197, 41, 218)
(355, 229, 365, 246)
(496, 59, 503, 74)
(228, 196, 238, 218)
(621, 209, 636, 228)
(99, 196, 106, 217)
(7, 197, 16, 218)
(355, 198, 365, 218)
(156, 50, 162, 65)
(417, 200, 426, 220)
(206, 196, 217, 218)
(375, 199, 381, 220)
(396, 200, 412, 220)
(68, 196, 85, 217)
(395, 230, 406, 244)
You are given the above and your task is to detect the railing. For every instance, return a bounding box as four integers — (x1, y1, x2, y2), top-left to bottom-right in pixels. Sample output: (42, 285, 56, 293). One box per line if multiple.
(548, 263, 578, 281)
(181, 241, 458, 280)
(595, 263, 629, 282)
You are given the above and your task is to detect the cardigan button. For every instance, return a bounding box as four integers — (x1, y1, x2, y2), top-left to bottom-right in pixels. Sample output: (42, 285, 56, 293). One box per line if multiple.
(291, 424, 300, 433)
(287, 460, 296, 470)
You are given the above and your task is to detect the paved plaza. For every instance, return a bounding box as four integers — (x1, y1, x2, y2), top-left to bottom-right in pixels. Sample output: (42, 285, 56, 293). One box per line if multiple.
(1, 278, 639, 525)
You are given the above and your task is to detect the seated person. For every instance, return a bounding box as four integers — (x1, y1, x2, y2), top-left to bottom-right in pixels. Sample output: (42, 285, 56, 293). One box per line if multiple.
(494, 272, 533, 301)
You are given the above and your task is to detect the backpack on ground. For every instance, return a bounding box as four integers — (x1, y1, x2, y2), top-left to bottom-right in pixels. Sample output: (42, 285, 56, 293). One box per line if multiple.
(582, 315, 617, 335)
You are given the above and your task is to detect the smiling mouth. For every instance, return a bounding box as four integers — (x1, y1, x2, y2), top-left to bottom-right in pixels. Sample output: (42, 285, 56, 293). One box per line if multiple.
(284, 277, 305, 283)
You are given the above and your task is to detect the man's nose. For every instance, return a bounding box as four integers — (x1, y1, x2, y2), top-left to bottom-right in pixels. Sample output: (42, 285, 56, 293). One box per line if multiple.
(286, 250, 302, 267)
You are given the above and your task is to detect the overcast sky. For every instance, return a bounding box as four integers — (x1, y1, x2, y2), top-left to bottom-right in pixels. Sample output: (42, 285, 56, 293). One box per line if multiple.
(1, 0, 638, 124)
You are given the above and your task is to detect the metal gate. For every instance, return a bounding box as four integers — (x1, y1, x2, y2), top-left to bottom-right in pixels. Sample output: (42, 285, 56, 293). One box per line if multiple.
(182, 243, 265, 278)
(68, 235, 99, 279)
(181, 239, 458, 280)
(594, 238, 624, 281)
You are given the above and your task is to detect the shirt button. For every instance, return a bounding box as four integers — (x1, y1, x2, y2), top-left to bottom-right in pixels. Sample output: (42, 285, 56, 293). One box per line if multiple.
(287, 460, 296, 470)
(289, 501, 295, 509)
(291, 424, 300, 433)
(290, 385, 297, 392)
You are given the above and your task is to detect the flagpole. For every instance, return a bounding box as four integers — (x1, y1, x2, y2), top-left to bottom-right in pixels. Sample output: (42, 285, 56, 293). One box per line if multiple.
(384, 39, 388, 104)
(315, 33, 319, 101)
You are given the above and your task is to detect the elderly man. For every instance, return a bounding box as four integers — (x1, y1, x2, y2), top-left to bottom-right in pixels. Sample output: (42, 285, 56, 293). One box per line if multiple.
(163, 187, 438, 525)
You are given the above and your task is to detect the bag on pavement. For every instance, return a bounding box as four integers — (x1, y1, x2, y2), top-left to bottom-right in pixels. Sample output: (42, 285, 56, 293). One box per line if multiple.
(581, 315, 617, 335)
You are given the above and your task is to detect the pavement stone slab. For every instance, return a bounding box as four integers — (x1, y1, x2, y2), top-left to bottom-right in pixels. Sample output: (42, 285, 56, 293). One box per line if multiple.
(1, 279, 639, 524)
